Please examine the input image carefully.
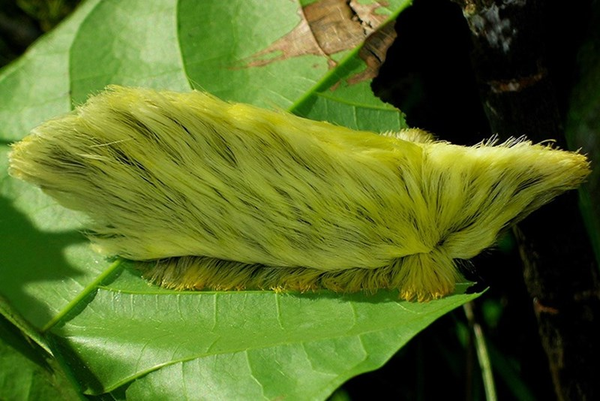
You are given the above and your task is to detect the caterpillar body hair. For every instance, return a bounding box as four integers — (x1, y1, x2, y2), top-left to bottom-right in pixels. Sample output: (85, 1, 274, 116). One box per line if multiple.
(9, 86, 591, 301)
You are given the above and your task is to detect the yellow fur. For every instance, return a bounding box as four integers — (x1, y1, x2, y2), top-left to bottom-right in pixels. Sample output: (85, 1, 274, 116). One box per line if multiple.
(9, 86, 590, 301)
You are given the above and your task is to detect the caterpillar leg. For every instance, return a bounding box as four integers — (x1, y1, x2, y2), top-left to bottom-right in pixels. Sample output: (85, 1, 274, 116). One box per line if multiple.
(142, 256, 387, 293)
(141, 256, 327, 292)
(139, 250, 460, 302)
(141, 256, 270, 291)
(390, 249, 460, 301)
(140, 256, 384, 294)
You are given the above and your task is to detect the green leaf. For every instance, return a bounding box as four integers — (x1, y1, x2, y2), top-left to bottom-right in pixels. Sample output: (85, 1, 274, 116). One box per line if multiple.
(0, 0, 482, 399)
(0, 301, 81, 401)
(0, 294, 52, 355)
(52, 275, 478, 397)
(0, 0, 102, 143)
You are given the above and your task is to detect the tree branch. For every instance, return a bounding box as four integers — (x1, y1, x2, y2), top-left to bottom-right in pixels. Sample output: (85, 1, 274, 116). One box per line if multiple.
(451, 0, 600, 399)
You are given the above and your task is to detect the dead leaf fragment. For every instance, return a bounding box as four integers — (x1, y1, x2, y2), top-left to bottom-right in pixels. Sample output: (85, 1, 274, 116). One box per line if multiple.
(240, 0, 395, 75)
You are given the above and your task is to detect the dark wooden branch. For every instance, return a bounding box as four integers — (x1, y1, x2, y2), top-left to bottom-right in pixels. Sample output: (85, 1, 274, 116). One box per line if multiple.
(450, 0, 600, 399)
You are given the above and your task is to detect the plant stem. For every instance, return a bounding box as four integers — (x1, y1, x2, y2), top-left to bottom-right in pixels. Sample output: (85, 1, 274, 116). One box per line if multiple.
(464, 302, 497, 401)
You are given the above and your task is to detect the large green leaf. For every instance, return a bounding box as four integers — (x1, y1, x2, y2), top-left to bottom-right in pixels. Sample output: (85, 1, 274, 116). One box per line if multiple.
(52, 271, 478, 397)
(0, 0, 481, 398)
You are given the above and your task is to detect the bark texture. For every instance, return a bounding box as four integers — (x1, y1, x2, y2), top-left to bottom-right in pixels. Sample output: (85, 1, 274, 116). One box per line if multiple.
(451, 0, 600, 399)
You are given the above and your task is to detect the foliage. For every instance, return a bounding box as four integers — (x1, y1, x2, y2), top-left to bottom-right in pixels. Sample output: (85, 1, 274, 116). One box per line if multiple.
(0, 0, 482, 399)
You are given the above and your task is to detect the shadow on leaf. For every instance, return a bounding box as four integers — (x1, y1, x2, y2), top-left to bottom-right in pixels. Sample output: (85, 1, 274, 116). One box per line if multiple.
(0, 196, 86, 328)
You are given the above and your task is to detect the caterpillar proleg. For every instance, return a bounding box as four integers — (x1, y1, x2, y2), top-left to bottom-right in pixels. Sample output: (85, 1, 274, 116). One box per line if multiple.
(9, 86, 591, 301)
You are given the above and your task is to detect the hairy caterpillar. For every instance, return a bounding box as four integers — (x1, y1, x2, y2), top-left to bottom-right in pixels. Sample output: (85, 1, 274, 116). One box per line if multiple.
(9, 86, 590, 301)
